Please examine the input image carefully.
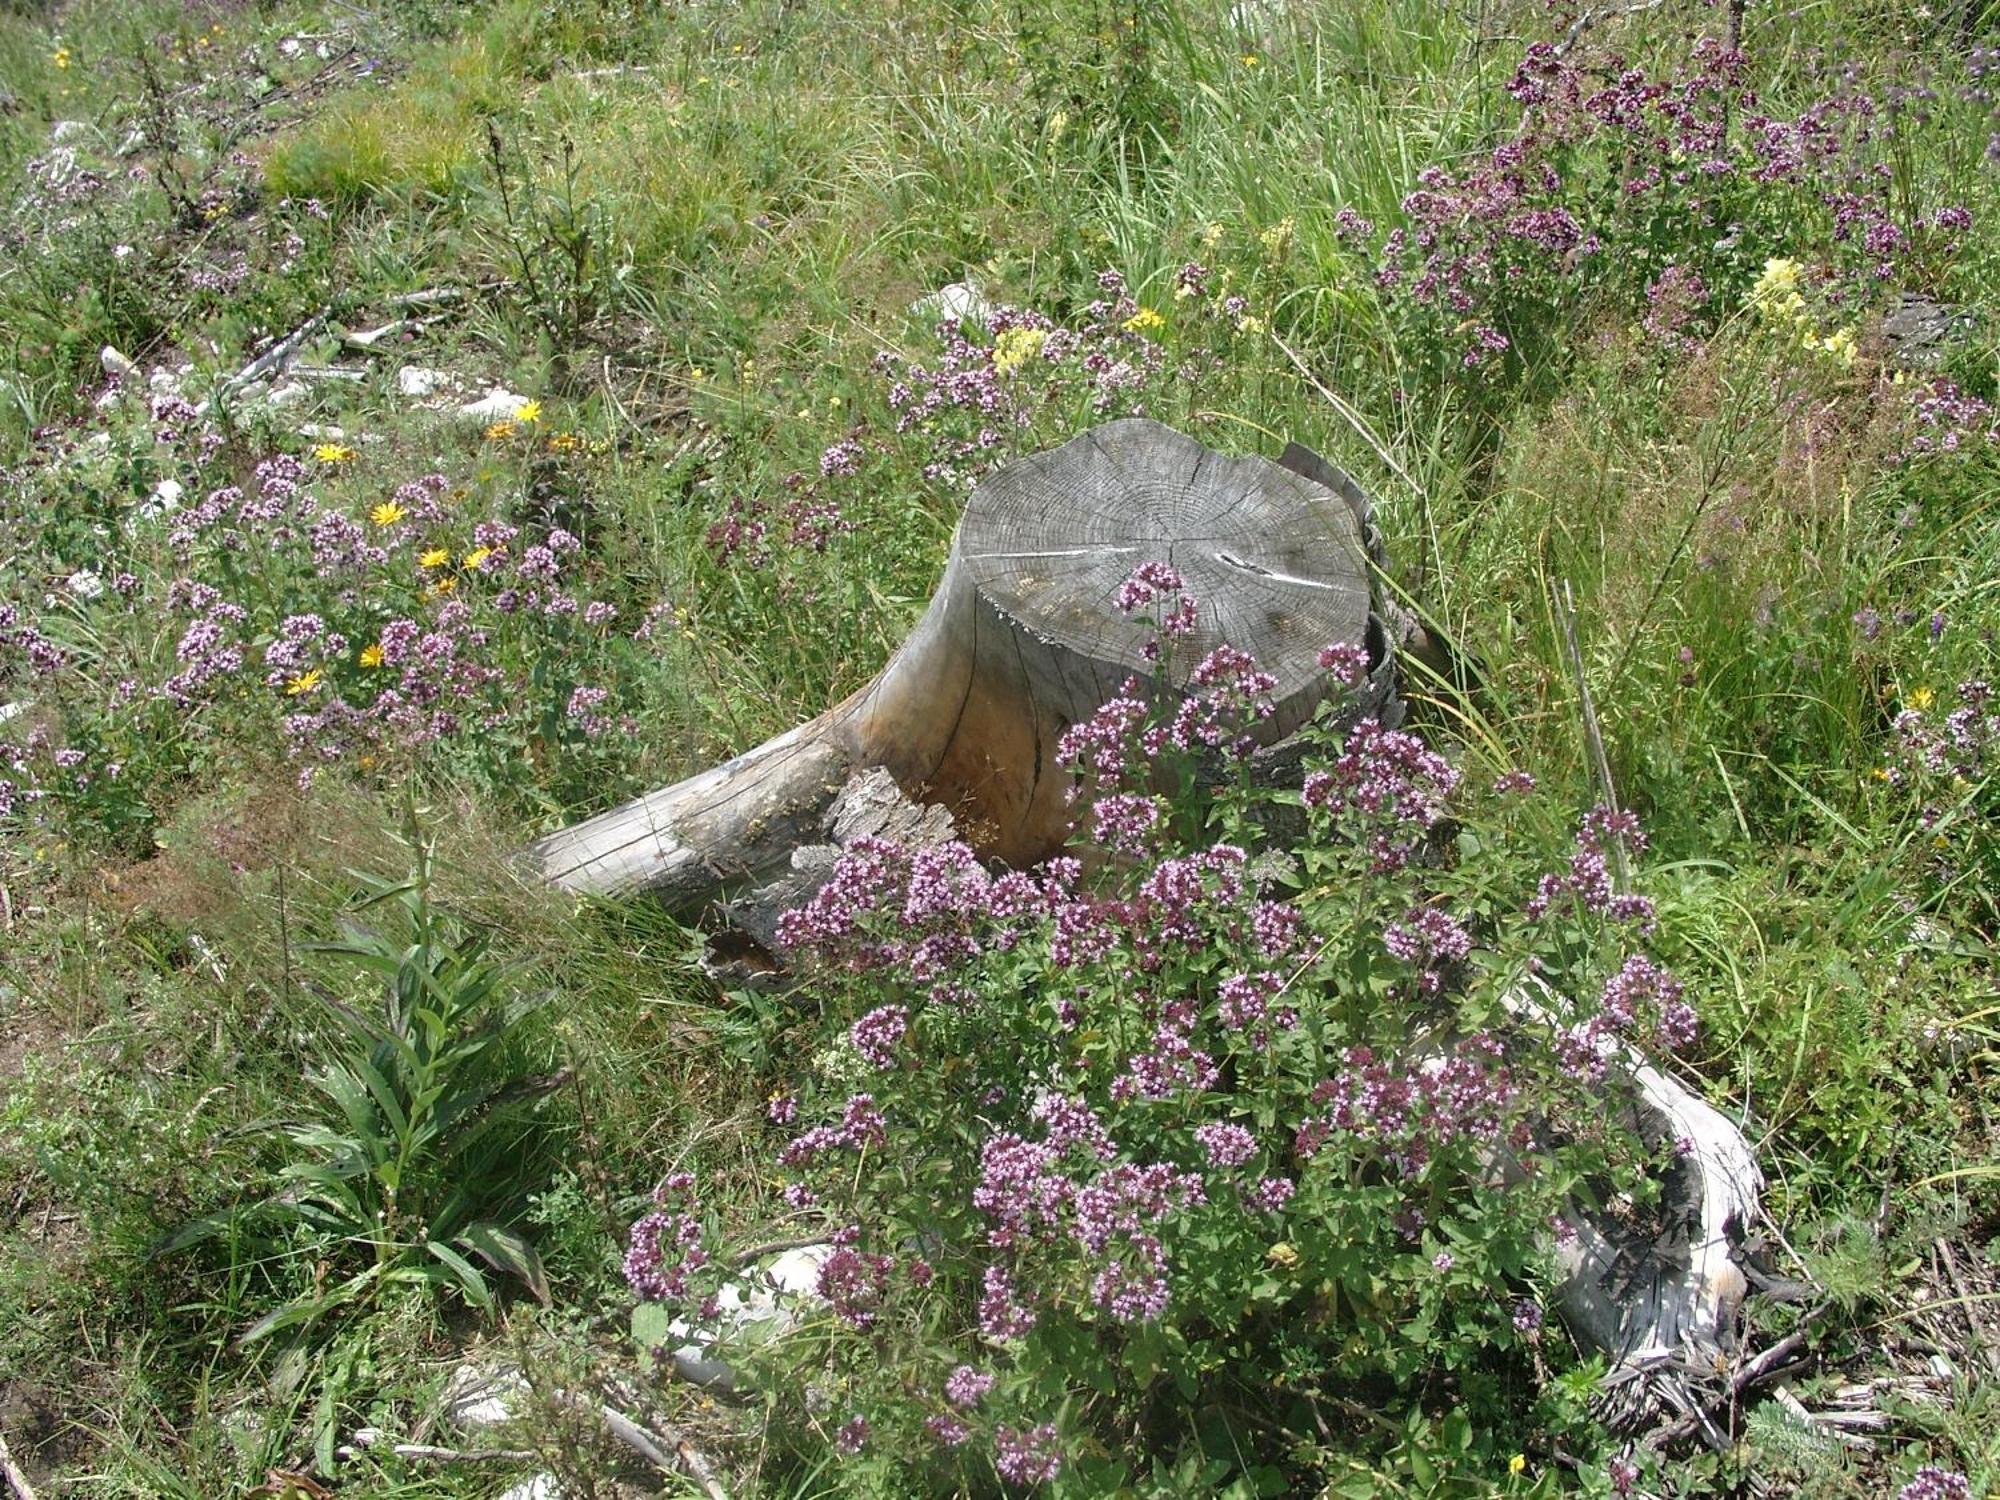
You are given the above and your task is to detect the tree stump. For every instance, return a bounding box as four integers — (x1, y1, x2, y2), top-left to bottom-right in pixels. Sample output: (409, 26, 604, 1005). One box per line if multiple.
(529, 418, 1395, 902)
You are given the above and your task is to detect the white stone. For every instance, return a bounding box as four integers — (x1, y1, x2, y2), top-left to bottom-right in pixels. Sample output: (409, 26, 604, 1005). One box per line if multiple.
(456, 387, 535, 422)
(49, 120, 90, 145)
(262, 381, 309, 408)
(664, 1243, 832, 1391)
(440, 1363, 530, 1432)
(297, 423, 346, 441)
(911, 281, 992, 330)
(396, 365, 452, 398)
(130, 482, 179, 528)
(100, 346, 136, 381)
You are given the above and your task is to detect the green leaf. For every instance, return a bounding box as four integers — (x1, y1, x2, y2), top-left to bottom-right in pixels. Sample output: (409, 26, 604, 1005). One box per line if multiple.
(458, 1221, 551, 1305)
(425, 1240, 494, 1310)
(632, 1301, 678, 1351)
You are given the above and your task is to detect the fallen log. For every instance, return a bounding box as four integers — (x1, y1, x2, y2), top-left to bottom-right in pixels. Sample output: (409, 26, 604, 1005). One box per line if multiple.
(529, 418, 1399, 902)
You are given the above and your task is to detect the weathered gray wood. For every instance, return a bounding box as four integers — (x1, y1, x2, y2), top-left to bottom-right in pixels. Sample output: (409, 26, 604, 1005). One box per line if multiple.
(1507, 979, 1764, 1417)
(530, 418, 1382, 898)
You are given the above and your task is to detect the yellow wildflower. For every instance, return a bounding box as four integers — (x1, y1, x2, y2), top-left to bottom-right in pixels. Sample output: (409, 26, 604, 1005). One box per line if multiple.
(1822, 326, 1858, 367)
(1236, 314, 1266, 335)
(312, 442, 357, 464)
(1122, 305, 1166, 334)
(285, 668, 322, 696)
(1755, 257, 1801, 296)
(515, 399, 543, 424)
(1046, 107, 1069, 144)
(484, 419, 518, 441)
(1869, 766, 1890, 782)
(545, 430, 583, 453)
(1908, 685, 1935, 711)
(430, 577, 457, 597)
(462, 546, 493, 571)
(992, 326, 1048, 376)
(52, 47, 70, 69)
(1509, 1454, 1527, 1476)
(1240, 52, 1260, 66)
(359, 644, 384, 669)
(369, 501, 406, 527)
(1198, 222, 1224, 251)
(1259, 216, 1296, 261)
(1265, 1243, 1300, 1269)
(419, 547, 450, 569)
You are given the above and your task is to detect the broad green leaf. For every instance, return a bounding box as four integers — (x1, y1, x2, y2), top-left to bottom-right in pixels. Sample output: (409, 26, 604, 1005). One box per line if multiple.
(458, 1221, 551, 1305)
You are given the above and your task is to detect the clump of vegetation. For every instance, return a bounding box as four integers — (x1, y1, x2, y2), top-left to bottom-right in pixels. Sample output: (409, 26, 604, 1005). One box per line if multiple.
(0, 0, 1994, 1494)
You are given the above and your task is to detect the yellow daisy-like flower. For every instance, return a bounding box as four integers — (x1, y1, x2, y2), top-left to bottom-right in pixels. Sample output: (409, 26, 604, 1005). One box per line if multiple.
(1122, 305, 1166, 334)
(418, 547, 450, 569)
(285, 668, 323, 696)
(359, 643, 384, 669)
(312, 442, 357, 464)
(1509, 1454, 1527, 1476)
(52, 47, 70, 69)
(430, 577, 457, 597)
(484, 420, 518, 441)
(1240, 52, 1260, 66)
(462, 546, 493, 571)
(545, 431, 583, 453)
(369, 501, 406, 527)
(514, 399, 543, 424)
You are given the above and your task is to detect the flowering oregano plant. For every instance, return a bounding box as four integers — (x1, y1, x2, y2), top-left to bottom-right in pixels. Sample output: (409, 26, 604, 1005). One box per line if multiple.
(628, 565, 1700, 1491)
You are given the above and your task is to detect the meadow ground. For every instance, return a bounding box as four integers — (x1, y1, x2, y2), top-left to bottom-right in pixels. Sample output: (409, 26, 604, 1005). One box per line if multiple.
(0, 0, 1996, 1495)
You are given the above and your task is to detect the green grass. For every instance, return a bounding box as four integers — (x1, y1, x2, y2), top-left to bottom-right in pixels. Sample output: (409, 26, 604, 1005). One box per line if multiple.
(0, 0, 1996, 1492)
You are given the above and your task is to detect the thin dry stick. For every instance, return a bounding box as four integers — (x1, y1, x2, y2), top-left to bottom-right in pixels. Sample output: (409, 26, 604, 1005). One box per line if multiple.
(548, 1390, 728, 1500)
(0, 1424, 40, 1500)
(1554, 577, 1632, 888)
(1935, 1238, 2000, 1377)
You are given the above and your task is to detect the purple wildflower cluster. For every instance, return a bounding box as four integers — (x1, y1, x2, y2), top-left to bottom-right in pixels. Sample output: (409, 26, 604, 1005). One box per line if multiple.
(1891, 679, 1996, 787)
(1525, 806, 1657, 929)
(1555, 953, 1698, 1076)
(623, 1174, 713, 1306)
(993, 1424, 1063, 1486)
(1899, 378, 2000, 461)
(870, 269, 1187, 491)
(704, 467, 858, 569)
(1382, 905, 1473, 994)
(1898, 1469, 1971, 1500)
(1371, 32, 1977, 370)
(1298, 1036, 1526, 1176)
(0, 411, 655, 821)
(1302, 717, 1460, 871)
